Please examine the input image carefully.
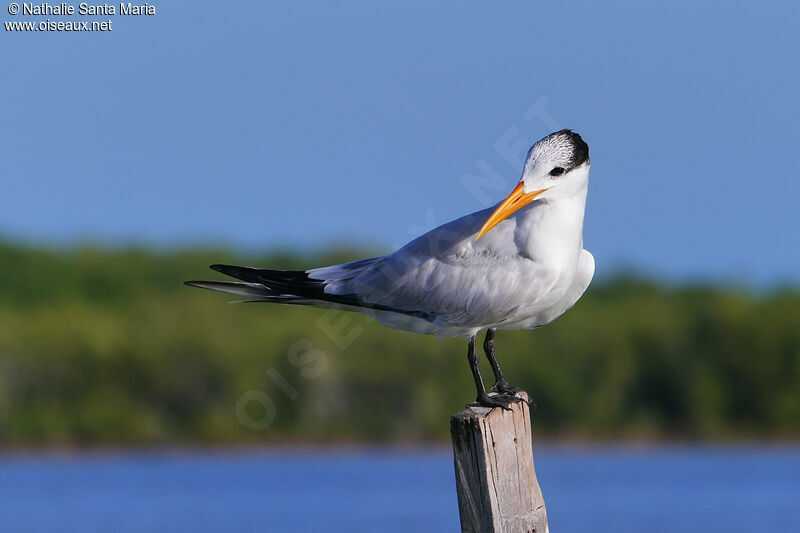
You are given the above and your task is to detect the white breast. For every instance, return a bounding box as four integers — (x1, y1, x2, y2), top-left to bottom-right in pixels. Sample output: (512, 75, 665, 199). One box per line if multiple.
(497, 248, 594, 331)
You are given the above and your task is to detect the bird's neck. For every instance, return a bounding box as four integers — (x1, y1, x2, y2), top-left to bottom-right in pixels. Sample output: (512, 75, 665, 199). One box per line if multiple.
(515, 181, 588, 264)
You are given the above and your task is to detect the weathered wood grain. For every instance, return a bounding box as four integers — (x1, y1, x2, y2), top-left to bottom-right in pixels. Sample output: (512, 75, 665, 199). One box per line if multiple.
(450, 392, 548, 533)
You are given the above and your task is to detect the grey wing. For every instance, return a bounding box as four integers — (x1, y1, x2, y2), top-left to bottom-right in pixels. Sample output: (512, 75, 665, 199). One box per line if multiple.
(319, 210, 559, 327)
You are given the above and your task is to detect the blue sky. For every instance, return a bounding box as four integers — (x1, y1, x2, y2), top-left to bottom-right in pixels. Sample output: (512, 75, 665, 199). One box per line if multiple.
(2, 2, 798, 285)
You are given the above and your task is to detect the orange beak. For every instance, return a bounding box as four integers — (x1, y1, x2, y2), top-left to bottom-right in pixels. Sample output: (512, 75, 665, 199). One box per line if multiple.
(475, 182, 548, 240)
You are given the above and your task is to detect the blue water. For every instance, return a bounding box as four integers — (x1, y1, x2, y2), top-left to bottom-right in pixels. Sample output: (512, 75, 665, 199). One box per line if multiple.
(1, 446, 798, 532)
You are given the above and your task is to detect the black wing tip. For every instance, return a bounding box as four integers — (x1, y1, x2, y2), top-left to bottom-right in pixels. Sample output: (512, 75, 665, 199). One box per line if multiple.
(209, 263, 259, 283)
(210, 263, 260, 276)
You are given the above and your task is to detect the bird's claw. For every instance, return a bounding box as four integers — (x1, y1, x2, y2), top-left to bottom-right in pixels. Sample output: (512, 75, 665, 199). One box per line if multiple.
(491, 381, 522, 396)
(471, 392, 522, 411)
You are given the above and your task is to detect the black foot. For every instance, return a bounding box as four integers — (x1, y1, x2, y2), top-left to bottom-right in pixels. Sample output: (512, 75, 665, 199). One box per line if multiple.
(470, 392, 522, 411)
(492, 380, 522, 396)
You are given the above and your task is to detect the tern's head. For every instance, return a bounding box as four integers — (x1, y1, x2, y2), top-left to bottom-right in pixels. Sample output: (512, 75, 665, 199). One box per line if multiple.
(522, 129, 590, 191)
(476, 129, 590, 240)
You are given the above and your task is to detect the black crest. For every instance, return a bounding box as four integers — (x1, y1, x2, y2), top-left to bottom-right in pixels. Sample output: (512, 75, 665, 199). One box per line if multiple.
(554, 129, 590, 169)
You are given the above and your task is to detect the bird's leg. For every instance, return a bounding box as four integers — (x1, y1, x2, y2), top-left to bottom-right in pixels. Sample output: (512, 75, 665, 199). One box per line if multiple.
(466, 336, 514, 410)
(484, 328, 521, 395)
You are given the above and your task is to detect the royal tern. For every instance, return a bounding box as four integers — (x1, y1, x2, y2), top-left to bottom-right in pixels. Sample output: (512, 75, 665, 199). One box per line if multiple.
(186, 129, 593, 409)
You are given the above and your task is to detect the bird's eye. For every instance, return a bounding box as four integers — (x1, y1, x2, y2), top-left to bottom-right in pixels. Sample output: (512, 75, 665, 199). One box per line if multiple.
(549, 167, 565, 177)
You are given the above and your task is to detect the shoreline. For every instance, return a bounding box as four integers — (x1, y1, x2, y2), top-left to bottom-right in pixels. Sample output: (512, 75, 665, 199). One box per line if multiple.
(2, 439, 799, 459)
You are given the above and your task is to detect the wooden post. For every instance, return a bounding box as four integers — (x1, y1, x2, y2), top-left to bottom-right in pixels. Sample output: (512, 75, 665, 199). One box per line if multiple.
(450, 391, 549, 533)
